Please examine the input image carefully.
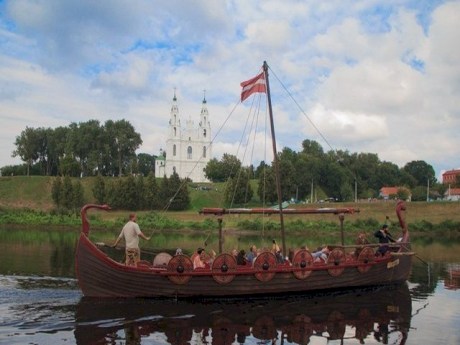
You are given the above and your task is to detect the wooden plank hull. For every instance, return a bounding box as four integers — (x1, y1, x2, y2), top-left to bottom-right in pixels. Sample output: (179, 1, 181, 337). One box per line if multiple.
(75, 233, 413, 298)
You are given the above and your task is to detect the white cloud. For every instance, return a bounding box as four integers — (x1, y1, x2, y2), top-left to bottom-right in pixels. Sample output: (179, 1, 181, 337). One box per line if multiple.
(0, 0, 458, 180)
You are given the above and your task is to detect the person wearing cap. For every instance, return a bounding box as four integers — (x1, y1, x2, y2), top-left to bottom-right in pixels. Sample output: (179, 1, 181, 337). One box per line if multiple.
(374, 224, 395, 256)
(112, 213, 150, 266)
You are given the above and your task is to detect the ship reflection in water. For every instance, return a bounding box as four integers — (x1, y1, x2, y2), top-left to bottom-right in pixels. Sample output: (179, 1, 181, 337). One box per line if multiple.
(75, 283, 411, 345)
(444, 264, 460, 290)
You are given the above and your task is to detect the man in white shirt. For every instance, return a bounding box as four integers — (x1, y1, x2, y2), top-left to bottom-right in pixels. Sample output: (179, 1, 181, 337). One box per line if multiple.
(113, 213, 150, 266)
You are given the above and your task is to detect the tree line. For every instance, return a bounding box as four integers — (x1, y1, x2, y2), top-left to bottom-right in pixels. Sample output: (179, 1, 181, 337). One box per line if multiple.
(206, 139, 448, 203)
(3, 119, 155, 177)
(52, 172, 190, 212)
(2, 121, 452, 207)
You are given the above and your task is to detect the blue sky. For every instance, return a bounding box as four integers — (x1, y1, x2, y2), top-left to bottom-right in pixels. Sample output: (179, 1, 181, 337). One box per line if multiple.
(0, 0, 459, 179)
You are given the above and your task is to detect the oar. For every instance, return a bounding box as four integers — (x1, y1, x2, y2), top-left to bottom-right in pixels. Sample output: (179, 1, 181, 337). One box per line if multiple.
(382, 215, 430, 266)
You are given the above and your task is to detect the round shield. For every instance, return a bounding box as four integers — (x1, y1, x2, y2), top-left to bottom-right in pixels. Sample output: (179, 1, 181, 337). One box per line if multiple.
(253, 251, 277, 282)
(252, 315, 277, 340)
(167, 254, 193, 284)
(292, 249, 314, 279)
(327, 248, 346, 276)
(289, 314, 313, 344)
(357, 247, 375, 273)
(212, 253, 237, 284)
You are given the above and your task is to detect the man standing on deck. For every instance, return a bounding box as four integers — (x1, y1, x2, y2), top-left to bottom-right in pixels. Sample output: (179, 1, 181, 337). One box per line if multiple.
(112, 213, 150, 266)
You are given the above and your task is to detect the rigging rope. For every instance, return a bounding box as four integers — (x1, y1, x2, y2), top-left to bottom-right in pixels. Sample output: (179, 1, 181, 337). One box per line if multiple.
(268, 66, 336, 153)
(267, 63, 380, 201)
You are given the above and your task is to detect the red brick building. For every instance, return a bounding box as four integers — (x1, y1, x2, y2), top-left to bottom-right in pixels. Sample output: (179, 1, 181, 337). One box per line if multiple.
(442, 169, 460, 184)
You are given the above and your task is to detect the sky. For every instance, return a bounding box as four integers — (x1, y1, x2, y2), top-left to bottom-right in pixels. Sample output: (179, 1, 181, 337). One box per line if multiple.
(0, 0, 459, 180)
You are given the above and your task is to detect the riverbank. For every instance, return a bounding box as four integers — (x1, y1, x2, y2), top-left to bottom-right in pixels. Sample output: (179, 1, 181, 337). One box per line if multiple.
(1, 204, 459, 239)
(1, 175, 459, 237)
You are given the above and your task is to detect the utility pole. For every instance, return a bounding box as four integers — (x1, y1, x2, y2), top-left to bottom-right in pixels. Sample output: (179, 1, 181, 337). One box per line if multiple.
(355, 179, 357, 203)
(311, 179, 313, 203)
(426, 178, 430, 202)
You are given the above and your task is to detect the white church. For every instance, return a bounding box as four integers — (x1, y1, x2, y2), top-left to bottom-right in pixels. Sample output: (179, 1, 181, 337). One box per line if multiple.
(155, 92, 212, 182)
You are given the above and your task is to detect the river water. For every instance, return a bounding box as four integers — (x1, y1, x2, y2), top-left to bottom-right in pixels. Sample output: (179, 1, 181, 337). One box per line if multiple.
(0, 226, 459, 345)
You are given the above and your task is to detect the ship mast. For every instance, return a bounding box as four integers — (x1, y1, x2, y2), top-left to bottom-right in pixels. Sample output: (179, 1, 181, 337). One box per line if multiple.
(263, 61, 287, 256)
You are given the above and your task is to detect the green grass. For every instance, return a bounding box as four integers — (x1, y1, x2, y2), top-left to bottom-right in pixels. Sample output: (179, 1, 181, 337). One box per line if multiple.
(0, 176, 53, 210)
(1, 176, 460, 234)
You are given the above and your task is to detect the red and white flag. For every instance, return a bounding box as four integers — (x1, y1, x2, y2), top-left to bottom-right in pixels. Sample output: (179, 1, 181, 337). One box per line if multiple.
(240, 72, 266, 102)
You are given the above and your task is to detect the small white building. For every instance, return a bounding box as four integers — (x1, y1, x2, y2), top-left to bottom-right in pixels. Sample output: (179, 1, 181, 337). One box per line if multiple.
(445, 187, 460, 201)
(155, 92, 212, 182)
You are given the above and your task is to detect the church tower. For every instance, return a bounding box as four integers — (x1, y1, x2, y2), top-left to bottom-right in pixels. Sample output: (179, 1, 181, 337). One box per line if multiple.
(156, 91, 212, 182)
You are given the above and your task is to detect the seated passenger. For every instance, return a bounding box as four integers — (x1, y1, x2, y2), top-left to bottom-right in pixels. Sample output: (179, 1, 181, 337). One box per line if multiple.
(272, 239, 285, 263)
(312, 245, 329, 263)
(237, 249, 247, 265)
(355, 232, 369, 257)
(193, 247, 209, 269)
(246, 245, 257, 264)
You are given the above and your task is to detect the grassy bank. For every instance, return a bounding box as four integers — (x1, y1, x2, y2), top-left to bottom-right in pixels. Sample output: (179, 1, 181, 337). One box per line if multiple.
(1, 176, 459, 237)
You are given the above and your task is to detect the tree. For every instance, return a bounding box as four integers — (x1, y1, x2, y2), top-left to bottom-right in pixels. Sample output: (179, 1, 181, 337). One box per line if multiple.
(339, 183, 354, 202)
(352, 152, 380, 193)
(158, 175, 171, 208)
(204, 154, 242, 182)
(135, 175, 146, 209)
(59, 155, 81, 177)
(376, 162, 401, 187)
(104, 120, 142, 176)
(396, 187, 410, 201)
(224, 169, 253, 205)
(254, 160, 268, 179)
(403, 160, 436, 187)
(411, 186, 427, 201)
(0, 164, 28, 176)
(318, 158, 349, 201)
(61, 176, 74, 210)
(204, 158, 222, 182)
(51, 176, 62, 207)
(13, 127, 40, 176)
(72, 179, 85, 211)
(257, 166, 277, 204)
(137, 153, 155, 176)
(92, 175, 106, 204)
(145, 172, 160, 209)
(168, 171, 190, 210)
(399, 169, 418, 189)
(301, 139, 324, 157)
(120, 175, 138, 210)
(34, 127, 50, 176)
(157, 173, 190, 211)
(295, 155, 322, 201)
(436, 183, 448, 200)
(106, 179, 123, 209)
(66, 120, 103, 177)
(46, 126, 69, 176)
(278, 149, 296, 201)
